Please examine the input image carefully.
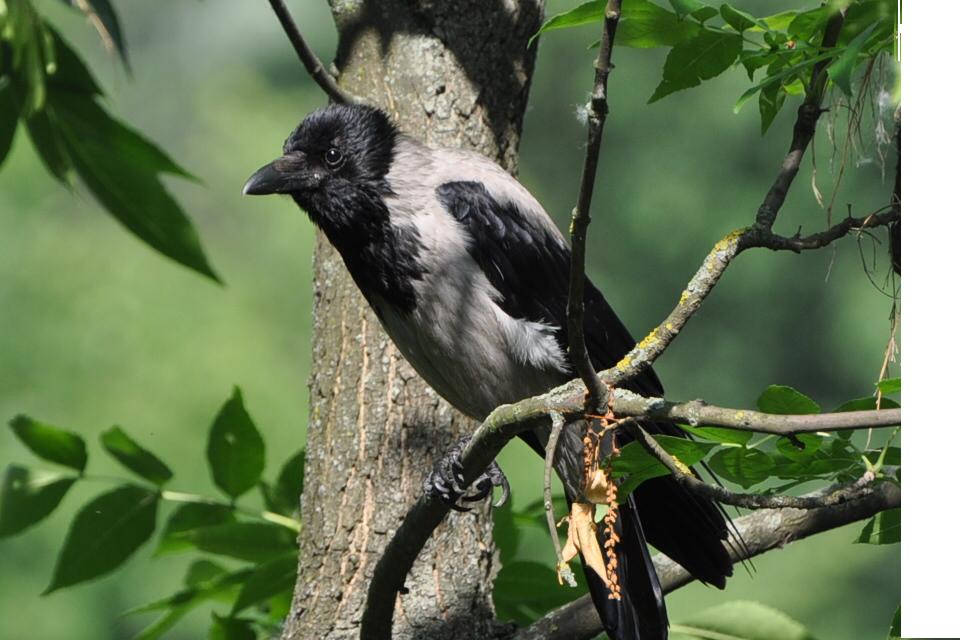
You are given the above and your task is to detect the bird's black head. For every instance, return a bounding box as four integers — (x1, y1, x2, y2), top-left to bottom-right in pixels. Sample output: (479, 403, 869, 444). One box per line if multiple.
(242, 104, 398, 230)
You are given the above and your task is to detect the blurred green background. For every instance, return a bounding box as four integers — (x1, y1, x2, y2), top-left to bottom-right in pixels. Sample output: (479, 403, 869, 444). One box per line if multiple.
(0, 0, 898, 638)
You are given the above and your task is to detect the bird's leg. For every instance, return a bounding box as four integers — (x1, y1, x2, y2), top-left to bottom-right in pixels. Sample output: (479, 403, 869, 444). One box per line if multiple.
(423, 435, 511, 511)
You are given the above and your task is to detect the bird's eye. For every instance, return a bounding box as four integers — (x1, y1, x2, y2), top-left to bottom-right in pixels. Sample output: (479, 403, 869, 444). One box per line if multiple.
(324, 148, 344, 168)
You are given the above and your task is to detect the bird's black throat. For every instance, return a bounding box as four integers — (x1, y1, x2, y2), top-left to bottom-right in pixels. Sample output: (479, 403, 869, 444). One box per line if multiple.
(295, 183, 425, 314)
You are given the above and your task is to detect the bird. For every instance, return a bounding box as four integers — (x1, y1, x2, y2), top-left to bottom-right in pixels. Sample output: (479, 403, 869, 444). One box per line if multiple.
(243, 103, 734, 640)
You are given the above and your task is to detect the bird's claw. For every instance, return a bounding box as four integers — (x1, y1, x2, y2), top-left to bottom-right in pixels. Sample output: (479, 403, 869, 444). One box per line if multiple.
(423, 435, 510, 511)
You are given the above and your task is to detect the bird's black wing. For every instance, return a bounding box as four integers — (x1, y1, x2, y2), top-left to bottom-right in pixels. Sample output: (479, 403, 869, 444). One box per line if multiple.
(435, 180, 663, 396)
(436, 180, 732, 640)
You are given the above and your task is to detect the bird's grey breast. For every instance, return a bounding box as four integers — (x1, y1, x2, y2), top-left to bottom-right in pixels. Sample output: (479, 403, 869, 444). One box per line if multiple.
(370, 138, 569, 420)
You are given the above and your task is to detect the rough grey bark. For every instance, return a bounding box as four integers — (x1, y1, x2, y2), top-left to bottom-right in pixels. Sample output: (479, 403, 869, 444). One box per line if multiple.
(282, 2, 544, 638)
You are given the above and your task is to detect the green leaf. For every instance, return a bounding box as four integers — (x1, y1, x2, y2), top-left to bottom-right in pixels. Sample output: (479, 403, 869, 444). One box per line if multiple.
(889, 606, 901, 640)
(46, 89, 219, 281)
(494, 561, 587, 625)
(756, 385, 820, 414)
(210, 614, 256, 640)
(775, 433, 822, 463)
(788, 7, 829, 40)
(0, 79, 21, 167)
(24, 106, 74, 182)
(9, 414, 87, 472)
(231, 552, 299, 614)
(531, 0, 605, 41)
(172, 522, 296, 563)
(46, 26, 101, 96)
(856, 508, 900, 545)
(679, 424, 752, 447)
(613, 5, 700, 49)
(673, 600, 819, 640)
(668, 0, 706, 19)
(755, 11, 798, 32)
(612, 436, 717, 494)
(865, 446, 900, 467)
(128, 565, 250, 640)
(833, 395, 900, 439)
(827, 21, 878, 96)
(650, 29, 742, 102)
(185, 559, 229, 587)
(876, 377, 901, 395)
(0, 465, 76, 537)
(534, 0, 697, 43)
(206, 388, 266, 499)
(155, 502, 236, 555)
(758, 78, 786, 134)
(734, 52, 834, 113)
(45, 484, 158, 593)
(709, 448, 773, 489)
(833, 395, 900, 412)
(100, 426, 173, 486)
(59, 0, 129, 70)
(720, 4, 758, 32)
(271, 449, 305, 515)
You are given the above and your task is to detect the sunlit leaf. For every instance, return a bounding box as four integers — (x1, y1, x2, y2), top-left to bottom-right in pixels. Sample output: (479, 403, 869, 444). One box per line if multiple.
(9, 414, 87, 472)
(856, 508, 900, 545)
(100, 425, 173, 486)
(45, 485, 158, 593)
(876, 377, 901, 395)
(827, 21, 878, 96)
(756, 385, 820, 414)
(206, 388, 265, 499)
(679, 424, 752, 447)
(0, 465, 76, 537)
(720, 4, 758, 32)
(650, 29, 742, 102)
(613, 5, 700, 49)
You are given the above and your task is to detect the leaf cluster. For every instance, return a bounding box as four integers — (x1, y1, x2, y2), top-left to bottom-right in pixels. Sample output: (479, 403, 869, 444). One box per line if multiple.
(534, 0, 897, 134)
(1, 388, 303, 639)
(0, 0, 217, 279)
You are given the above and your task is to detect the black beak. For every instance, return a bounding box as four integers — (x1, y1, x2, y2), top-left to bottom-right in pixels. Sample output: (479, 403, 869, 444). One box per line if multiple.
(242, 154, 313, 196)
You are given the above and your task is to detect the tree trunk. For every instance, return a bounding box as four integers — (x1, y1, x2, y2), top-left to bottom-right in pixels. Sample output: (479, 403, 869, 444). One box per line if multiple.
(282, 2, 544, 638)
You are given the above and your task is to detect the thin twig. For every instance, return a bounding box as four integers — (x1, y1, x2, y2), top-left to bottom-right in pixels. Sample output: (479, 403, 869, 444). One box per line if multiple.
(544, 412, 573, 585)
(514, 481, 901, 640)
(566, 0, 623, 411)
(755, 9, 846, 230)
(266, 0, 356, 104)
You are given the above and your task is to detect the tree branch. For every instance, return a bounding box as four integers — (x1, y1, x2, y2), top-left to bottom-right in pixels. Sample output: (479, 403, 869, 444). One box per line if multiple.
(514, 481, 901, 640)
(611, 389, 901, 435)
(566, 0, 623, 409)
(359, 385, 900, 638)
(754, 8, 846, 231)
(266, 0, 356, 104)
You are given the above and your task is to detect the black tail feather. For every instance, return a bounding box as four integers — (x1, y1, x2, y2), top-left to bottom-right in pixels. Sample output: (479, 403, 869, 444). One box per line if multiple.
(583, 493, 668, 640)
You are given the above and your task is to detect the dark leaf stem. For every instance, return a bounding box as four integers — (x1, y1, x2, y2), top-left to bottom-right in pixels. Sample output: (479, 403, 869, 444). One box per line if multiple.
(265, 0, 356, 104)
